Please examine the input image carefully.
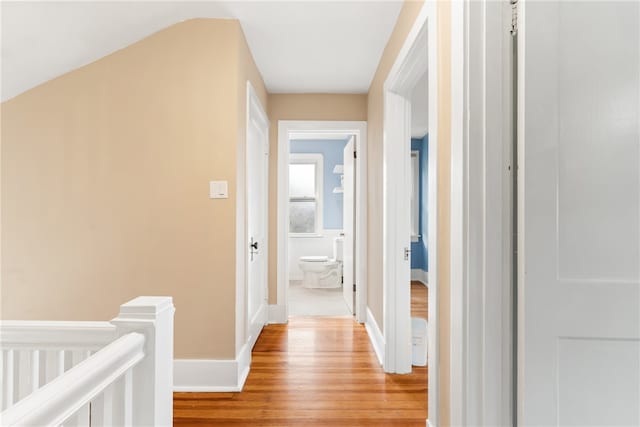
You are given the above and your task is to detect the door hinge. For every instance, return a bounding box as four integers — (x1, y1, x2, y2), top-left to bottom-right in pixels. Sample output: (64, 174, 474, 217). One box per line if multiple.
(510, 0, 519, 36)
(404, 247, 411, 261)
(353, 284, 356, 292)
(353, 150, 357, 159)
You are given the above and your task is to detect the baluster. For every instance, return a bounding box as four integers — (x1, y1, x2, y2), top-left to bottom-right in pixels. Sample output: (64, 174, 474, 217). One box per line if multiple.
(90, 385, 114, 427)
(3, 349, 14, 409)
(31, 350, 40, 392)
(91, 393, 103, 426)
(44, 349, 65, 384)
(17, 349, 31, 401)
(0, 350, 13, 411)
(45, 349, 57, 384)
(57, 350, 65, 376)
(103, 383, 114, 426)
(123, 369, 133, 426)
(111, 370, 133, 426)
(38, 348, 46, 387)
(71, 350, 82, 369)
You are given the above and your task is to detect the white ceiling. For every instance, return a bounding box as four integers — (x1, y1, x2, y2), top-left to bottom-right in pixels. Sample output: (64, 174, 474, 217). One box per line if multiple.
(1, 1, 403, 101)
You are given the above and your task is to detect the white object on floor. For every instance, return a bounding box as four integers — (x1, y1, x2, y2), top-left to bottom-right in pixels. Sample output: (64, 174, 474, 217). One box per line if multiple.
(411, 317, 428, 366)
(298, 236, 344, 289)
(288, 281, 350, 316)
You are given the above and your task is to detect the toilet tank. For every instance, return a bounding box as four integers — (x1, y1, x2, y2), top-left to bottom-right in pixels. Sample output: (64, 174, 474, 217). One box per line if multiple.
(333, 236, 344, 261)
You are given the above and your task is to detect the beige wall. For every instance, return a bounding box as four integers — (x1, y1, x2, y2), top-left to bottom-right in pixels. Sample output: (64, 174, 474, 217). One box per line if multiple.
(1, 19, 267, 361)
(266, 94, 367, 304)
(365, 0, 452, 424)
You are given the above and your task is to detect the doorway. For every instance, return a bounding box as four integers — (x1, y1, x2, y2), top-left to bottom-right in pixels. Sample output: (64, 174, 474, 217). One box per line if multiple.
(287, 136, 354, 316)
(276, 121, 367, 322)
(381, 1, 438, 425)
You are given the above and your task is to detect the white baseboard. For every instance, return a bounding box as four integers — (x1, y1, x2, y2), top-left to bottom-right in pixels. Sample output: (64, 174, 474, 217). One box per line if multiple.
(411, 269, 429, 287)
(268, 304, 287, 324)
(174, 343, 252, 392)
(247, 305, 267, 350)
(427, 419, 435, 427)
(364, 307, 385, 366)
(236, 343, 251, 390)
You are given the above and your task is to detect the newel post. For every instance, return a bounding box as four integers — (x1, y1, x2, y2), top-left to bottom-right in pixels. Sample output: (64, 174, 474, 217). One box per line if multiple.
(111, 296, 175, 426)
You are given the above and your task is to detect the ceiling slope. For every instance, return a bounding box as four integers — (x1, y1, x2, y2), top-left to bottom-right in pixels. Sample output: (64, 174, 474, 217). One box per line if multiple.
(1, 1, 403, 101)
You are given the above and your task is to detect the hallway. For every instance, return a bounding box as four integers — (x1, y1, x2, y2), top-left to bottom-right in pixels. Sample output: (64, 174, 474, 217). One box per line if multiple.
(174, 285, 428, 426)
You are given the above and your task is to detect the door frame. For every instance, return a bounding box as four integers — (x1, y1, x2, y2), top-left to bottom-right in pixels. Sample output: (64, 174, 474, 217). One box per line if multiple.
(276, 120, 368, 323)
(382, 2, 439, 422)
(383, 1, 514, 425)
(237, 81, 270, 358)
(449, 0, 515, 425)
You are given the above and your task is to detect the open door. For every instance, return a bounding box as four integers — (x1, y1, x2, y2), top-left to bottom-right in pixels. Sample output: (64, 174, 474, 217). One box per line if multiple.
(519, 1, 640, 425)
(342, 136, 355, 314)
(246, 88, 269, 348)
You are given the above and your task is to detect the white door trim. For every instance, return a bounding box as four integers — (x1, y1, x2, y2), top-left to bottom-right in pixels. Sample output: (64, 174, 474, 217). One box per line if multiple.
(276, 120, 368, 323)
(237, 81, 269, 359)
(382, 2, 438, 425)
(450, 0, 515, 425)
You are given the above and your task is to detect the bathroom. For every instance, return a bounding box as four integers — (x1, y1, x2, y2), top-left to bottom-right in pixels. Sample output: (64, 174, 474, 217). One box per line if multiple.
(287, 137, 353, 316)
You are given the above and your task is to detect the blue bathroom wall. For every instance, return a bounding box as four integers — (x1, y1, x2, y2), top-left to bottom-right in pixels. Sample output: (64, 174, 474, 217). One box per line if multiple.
(290, 139, 348, 230)
(410, 135, 429, 271)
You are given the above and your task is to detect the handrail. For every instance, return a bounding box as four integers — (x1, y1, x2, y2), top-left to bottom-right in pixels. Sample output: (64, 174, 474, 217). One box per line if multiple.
(0, 320, 116, 350)
(1, 332, 145, 426)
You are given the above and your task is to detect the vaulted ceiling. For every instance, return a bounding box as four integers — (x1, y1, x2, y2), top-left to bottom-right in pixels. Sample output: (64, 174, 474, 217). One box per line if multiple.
(1, 1, 403, 101)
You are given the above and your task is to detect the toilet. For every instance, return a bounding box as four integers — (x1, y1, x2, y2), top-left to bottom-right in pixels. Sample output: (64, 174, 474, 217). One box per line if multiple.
(298, 237, 344, 289)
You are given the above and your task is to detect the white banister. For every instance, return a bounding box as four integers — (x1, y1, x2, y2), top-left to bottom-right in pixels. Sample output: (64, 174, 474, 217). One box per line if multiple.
(0, 332, 145, 426)
(0, 321, 116, 350)
(0, 296, 175, 426)
(29, 351, 39, 393)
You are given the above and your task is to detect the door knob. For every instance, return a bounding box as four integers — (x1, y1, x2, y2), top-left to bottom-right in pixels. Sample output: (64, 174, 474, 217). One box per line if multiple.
(250, 238, 259, 261)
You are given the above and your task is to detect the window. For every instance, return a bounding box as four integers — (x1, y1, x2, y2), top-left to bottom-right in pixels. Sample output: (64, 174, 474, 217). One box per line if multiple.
(289, 154, 323, 235)
(411, 151, 420, 241)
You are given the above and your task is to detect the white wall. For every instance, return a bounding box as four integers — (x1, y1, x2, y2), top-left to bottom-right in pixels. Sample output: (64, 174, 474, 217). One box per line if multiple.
(288, 229, 342, 280)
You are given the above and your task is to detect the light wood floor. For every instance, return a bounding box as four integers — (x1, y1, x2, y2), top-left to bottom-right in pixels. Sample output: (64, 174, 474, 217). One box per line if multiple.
(174, 285, 428, 426)
(411, 281, 428, 320)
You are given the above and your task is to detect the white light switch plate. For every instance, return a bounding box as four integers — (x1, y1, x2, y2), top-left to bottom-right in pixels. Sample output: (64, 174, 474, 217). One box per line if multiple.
(209, 181, 228, 199)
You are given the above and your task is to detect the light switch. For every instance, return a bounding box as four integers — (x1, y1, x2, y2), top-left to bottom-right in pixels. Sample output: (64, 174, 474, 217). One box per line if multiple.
(209, 181, 228, 199)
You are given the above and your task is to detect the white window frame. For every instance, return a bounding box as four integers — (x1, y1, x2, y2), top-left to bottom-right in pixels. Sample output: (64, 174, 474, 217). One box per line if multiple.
(288, 153, 323, 237)
(410, 150, 420, 242)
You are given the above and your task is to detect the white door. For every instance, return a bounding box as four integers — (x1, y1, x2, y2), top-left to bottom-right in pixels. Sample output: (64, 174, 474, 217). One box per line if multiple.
(342, 137, 355, 314)
(519, 2, 640, 425)
(247, 105, 269, 348)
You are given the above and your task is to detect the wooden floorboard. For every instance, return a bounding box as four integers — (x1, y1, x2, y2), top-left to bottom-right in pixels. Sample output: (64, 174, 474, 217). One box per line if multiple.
(174, 286, 428, 426)
(411, 281, 428, 320)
